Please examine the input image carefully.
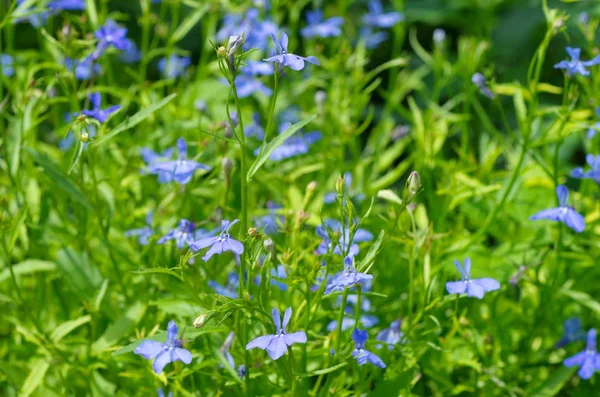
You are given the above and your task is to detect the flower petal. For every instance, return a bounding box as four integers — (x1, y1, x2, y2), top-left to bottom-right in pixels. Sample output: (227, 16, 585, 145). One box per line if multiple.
(173, 347, 193, 364)
(466, 282, 485, 299)
(283, 331, 306, 346)
(246, 335, 274, 350)
(152, 350, 173, 374)
(190, 236, 219, 251)
(134, 340, 164, 360)
(564, 209, 585, 233)
(266, 336, 288, 360)
(446, 281, 467, 295)
(473, 278, 500, 292)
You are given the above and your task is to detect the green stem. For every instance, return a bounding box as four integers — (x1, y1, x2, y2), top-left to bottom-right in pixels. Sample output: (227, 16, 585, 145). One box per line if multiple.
(354, 286, 361, 327)
(263, 71, 280, 143)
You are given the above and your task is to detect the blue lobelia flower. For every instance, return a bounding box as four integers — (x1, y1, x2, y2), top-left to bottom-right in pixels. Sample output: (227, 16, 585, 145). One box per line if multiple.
(119, 39, 142, 64)
(159, 55, 192, 79)
(316, 219, 373, 257)
(264, 33, 320, 71)
(254, 201, 283, 235)
(270, 264, 288, 291)
(140, 147, 175, 182)
(246, 307, 307, 360)
(147, 138, 211, 185)
(220, 331, 236, 370)
(64, 56, 101, 80)
(376, 320, 405, 350)
(571, 154, 600, 184)
(362, 0, 404, 28)
(15, 0, 48, 27)
(48, 0, 86, 10)
(254, 122, 321, 161)
(586, 108, 600, 139)
(134, 320, 193, 374)
(563, 328, 600, 380)
(323, 172, 366, 204)
(326, 300, 379, 332)
(190, 219, 244, 262)
(93, 19, 129, 58)
(325, 256, 373, 295)
(81, 92, 121, 123)
(529, 185, 585, 233)
(1, 54, 14, 77)
(555, 317, 587, 349)
(446, 258, 500, 299)
(157, 389, 172, 397)
(351, 328, 386, 368)
(125, 211, 155, 245)
(360, 27, 390, 49)
(555, 47, 600, 77)
(301, 10, 343, 38)
(471, 73, 495, 99)
(245, 113, 265, 140)
(158, 219, 196, 249)
(209, 271, 239, 298)
(217, 9, 278, 52)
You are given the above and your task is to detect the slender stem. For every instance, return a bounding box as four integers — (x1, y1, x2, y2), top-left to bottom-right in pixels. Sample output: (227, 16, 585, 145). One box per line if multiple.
(263, 71, 280, 143)
(354, 286, 361, 327)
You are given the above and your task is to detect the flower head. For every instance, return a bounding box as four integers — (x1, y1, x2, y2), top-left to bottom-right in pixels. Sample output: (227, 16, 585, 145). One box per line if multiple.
(125, 211, 154, 245)
(253, 122, 321, 161)
(64, 56, 101, 80)
(563, 328, 600, 380)
(301, 10, 343, 38)
(147, 138, 211, 185)
(445, 258, 500, 299)
(158, 219, 196, 249)
(376, 320, 405, 350)
(264, 33, 320, 71)
(362, 0, 404, 28)
(571, 154, 600, 184)
(351, 328, 386, 368)
(140, 147, 175, 182)
(1, 54, 14, 77)
(246, 307, 307, 360)
(471, 72, 495, 99)
(81, 92, 121, 123)
(325, 256, 373, 294)
(529, 185, 585, 233)
(94, 19, 129, 56)
(190, 219, 244, 262)
(15, 0, 48, 27)
(316, 219, 373, 257)
(159, 55, 192, 79)
(555, 317, 587, 349)
(48, 0, 86, 10)
(134, 320, 193, 374)
(555, 47, 600, 77)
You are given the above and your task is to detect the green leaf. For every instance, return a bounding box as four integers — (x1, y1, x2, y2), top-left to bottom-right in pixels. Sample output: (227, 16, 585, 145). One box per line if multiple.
(169, 4, 209, 44)
(559, 288, 600, 315)
(85, 0, 98, 27)
(67, 137, 84, 175)
(55, 248, 103, 301)
(20, 359, 50, 397)
(526, 366, 576, 397)
(357, 230, 385, 273)
(0, 260, 56, 285)
(25, 149, 92, 210)
(247, 115, 316, 182)
(92, 301, 147, 355)
(300, 362, 347, 377)
(51, 315, 92, 343)
(94, 94, 177, 147)
(376, 189, 403, 205)
(131, 267, 184, 282)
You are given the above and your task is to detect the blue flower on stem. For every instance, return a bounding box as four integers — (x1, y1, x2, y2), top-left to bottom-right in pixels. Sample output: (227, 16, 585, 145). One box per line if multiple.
(376, 320, 405, 350)
(157, 389, 172, 397)
(555, 47, 600, 77)
(323, 172, 366, 204)
(119, 39, 142, 64)
(125, 211, 154, 245)
(140, 147, 175, 182)
(191, 219, 244, 262)
(48, 0, 86, 10)
(209, 271, 239, 298)
(360, 27, 390, 49)
(246, 307, 307, 360)
(147, 138, 211, 185)
(325, 256, 373, 295)
(555, 317, 587, 349)
(81, 93, 121, 123)
(16, 0, 48, 27)
(264, 33, 320, 71)
(563, 328, 600, 380)
(471, 73, 495, 99)
(1, 54, 14, 77)
(270, 264, 288, 291)
(158, 219, 195, 249)
(446, 258, 500, 299)
(362, 0, 404, 28)
(134, 320, 192, 374)
(159, 55, 192, 79)
(94, 19, 129, 58)
(351, 328, 386, 368)
(301, 10, 343, 38)
(529, 185, 585, 233)
(571, 154, 600, 184)
(586, 108, 600, 139)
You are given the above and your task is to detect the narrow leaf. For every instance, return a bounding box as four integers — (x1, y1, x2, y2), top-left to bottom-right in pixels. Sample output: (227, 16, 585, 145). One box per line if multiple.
(20, 359, 50, 397)
(51, 315, 92, 343)
(170, 4, 209, 44)
(0, 260, 56, 285)
(357, 230, 385, 273)
(526, 366, 576, 397)
(92, 301, 147, 355)
(131, 267, 184, 282)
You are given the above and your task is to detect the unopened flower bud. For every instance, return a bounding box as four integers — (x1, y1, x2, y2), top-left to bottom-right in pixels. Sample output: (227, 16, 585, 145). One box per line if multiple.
(221, 157, 233, 176)
(552, 17, 565, 34)
(193, 314, 208, 329)
(248, 227, 259, 237)
(226, 35, 244, 56)
(243, 291, 251, 300)
(80, 130, 90, 143)
(406, 171, 421, 199)
(433, 28, 446, 44)
(217, 46, 227, 57)
(335, 175, 345, 195)
(60, 24, 72, 40)
(263, 238, 275, 253)
(307, 181, 317, 192)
